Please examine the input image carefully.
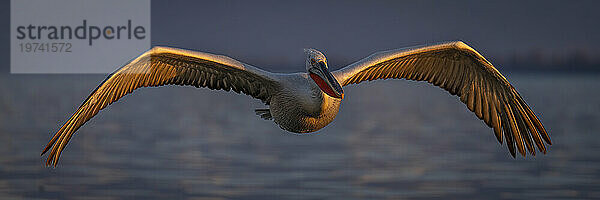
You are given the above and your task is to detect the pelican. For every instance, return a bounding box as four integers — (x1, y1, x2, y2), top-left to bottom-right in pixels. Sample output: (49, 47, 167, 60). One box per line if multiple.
(41, 41, 551, 166)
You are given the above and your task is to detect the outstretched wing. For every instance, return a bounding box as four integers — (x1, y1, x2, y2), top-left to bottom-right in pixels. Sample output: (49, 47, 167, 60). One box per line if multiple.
(42, 46, 279, 166)
(333, 41, 551, 157)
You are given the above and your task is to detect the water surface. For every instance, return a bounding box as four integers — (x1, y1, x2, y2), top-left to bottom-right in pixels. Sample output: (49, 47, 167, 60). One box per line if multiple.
(0, 73, 599, 199)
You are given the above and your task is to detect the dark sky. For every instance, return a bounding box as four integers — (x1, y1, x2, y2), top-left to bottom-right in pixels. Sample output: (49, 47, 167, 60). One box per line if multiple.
(2, 0, 599, 73)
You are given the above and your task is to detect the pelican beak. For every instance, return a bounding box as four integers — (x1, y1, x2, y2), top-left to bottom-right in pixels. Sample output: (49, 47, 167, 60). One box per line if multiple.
(309, 62, 344, 99)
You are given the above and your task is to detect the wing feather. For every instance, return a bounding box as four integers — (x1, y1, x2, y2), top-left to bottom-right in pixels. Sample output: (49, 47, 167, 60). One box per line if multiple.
(490, 93, 502, 143)
(41, 46, 279, 166)
(333, 41, 550, 157)
(475, 79, 483, 119)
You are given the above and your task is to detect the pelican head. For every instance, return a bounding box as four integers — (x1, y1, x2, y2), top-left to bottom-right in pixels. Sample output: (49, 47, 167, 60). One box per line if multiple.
(304, 49, 344, 99)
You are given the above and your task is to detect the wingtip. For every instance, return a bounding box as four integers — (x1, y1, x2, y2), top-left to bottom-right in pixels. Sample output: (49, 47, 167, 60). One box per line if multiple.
(41, 146, 50, 156)
(541, 130, 552, 145)
(41, 146, 59, 167)
(41, 138, 53, 156)
(44, 157, 58, 168)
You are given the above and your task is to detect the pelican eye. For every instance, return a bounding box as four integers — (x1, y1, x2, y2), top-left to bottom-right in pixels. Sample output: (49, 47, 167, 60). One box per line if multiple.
(310, 58, 316, 65)
(318, 61, 326, 68)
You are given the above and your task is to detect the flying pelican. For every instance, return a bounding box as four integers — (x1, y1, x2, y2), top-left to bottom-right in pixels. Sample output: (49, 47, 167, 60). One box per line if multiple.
(41, 41, 551, 166)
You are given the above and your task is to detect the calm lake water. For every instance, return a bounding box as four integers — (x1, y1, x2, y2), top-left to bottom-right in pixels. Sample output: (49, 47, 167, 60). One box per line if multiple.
(0, 73, 599, 199)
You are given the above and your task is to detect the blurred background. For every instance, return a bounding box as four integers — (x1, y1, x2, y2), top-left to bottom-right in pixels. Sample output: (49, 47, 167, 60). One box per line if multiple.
(1, 0, 600, 199)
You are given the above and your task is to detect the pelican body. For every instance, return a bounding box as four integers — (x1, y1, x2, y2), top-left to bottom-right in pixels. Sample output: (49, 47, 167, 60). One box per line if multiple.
(42, 41, 552, 166)
(268, 49, 343, 133)
(269, 74, 342, 133)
